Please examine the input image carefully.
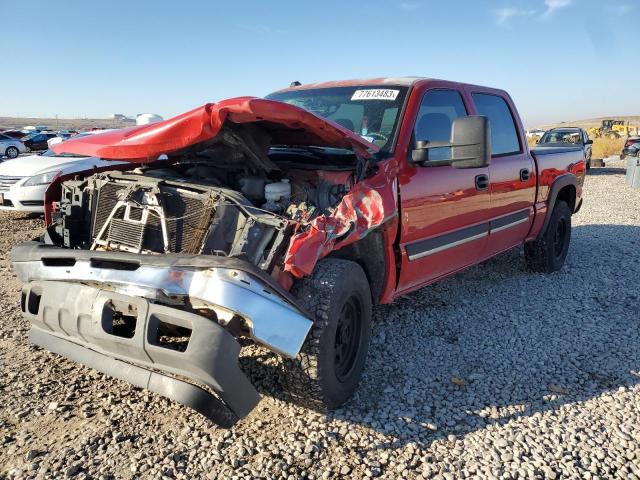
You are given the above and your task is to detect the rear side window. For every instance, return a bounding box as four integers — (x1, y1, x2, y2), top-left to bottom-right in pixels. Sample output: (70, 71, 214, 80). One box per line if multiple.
(414, 89, 467, 161)
(472, 93, 520, 156)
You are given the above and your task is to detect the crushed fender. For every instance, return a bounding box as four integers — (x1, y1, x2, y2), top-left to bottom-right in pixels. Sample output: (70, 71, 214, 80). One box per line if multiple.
(284, 161, 397, 277)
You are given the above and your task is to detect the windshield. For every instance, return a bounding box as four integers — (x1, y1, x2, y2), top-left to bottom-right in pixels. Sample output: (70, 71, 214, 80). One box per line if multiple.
(539, 130, 583, 145)
(266, 86, 408, 154)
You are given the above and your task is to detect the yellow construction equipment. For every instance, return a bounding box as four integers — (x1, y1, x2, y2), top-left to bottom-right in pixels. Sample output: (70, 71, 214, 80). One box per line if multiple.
(588, 120, 639, 138)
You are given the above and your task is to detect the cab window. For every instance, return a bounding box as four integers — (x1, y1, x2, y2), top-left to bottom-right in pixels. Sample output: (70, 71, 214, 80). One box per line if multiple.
(414, 89, 468, 161)
(472, 93, 521, 156)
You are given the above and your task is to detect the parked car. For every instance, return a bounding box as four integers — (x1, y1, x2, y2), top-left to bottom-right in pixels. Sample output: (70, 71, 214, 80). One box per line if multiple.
(0, 152, 127, 213)
(621, 136, 640, 159)
(0, 131, 121, 212)
(537, 127, 593, 169)
(1, 130, 30, 140)
(47, 132, 74, 148)
(11, 77, 585, 425)
(21, 132, 57, 152)
(0, 133, 27, 159)
(526, 129, 546, 140)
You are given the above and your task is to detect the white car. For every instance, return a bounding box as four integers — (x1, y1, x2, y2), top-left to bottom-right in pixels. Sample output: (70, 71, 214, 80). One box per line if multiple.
(47, 132, 74, 148)
(526, 129, 547, 139)
(0, 151, 125, 213)
(0, 133, 27, 159)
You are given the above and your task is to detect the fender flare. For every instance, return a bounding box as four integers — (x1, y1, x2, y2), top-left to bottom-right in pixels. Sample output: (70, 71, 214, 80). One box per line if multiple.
(537, 174, 577, 240)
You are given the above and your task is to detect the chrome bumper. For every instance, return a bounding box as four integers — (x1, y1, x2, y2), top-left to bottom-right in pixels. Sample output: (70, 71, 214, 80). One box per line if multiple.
(11, 242, 313, 358)
(11, 241, 314, 424)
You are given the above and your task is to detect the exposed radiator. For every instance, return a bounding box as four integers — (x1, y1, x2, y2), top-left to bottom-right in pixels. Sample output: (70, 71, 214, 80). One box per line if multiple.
(91, 181, 214, 254)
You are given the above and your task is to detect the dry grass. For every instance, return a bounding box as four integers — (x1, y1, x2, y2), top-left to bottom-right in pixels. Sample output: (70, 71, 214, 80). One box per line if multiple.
(591, 137, 624, 159)
(527, 135, 623, 159)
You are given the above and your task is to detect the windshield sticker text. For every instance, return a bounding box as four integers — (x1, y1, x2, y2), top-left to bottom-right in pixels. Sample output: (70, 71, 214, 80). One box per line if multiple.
(351, 89, 399, 101)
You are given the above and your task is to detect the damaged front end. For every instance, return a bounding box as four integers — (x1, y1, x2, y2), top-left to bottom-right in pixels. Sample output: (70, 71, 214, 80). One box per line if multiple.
(12, 243, 312, 425)
(11, 98, 396, 424)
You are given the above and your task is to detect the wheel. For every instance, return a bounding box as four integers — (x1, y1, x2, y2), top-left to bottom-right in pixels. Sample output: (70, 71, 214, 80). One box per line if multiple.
(281, 259, 372, 410)
(586, 153, 591, 170)
(5, 146, 19, 159)
(524, 200, 571, 273)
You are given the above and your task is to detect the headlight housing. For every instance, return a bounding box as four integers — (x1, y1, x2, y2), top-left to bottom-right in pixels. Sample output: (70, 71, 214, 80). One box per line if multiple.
(23, 170, 60, 187)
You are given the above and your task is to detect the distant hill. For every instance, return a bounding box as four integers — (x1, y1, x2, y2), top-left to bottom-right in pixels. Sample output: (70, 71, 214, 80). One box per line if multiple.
(532, 116, 640, 130)
(0, 116, 134, 131)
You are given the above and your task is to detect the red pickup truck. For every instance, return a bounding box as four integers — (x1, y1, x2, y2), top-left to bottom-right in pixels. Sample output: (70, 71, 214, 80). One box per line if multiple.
(11, 77, 585, 425)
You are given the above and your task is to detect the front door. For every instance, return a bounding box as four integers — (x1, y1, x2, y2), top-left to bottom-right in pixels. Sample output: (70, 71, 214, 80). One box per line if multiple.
(396, 88, 492, 293)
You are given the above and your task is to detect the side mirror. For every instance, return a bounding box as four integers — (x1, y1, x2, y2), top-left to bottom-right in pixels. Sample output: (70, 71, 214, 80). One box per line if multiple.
(585, 139, 593, 145)
(410, 116, 491, 168)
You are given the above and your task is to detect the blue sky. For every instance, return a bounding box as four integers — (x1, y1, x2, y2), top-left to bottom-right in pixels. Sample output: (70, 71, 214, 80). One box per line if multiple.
(1, 0, 638, 126)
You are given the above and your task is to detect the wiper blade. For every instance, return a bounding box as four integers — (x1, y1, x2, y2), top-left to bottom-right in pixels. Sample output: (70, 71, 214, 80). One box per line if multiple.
(270, 145, 352, 153)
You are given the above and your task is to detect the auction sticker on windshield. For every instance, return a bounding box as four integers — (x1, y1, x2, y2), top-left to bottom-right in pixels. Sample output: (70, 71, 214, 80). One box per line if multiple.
(351, 89, 399, 101)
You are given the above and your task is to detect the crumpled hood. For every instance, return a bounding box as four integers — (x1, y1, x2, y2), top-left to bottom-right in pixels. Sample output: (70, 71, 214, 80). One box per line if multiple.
(51, 97, 378, 161)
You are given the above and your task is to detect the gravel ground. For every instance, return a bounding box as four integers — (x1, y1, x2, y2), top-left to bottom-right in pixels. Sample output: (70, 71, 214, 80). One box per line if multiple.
(1, 162, 639, 479)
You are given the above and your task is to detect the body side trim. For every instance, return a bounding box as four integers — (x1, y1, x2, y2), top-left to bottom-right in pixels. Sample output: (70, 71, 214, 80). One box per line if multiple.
(406, 208, 532, 261)
(489, 209, 530, 232)
(406, 223, 489, 261)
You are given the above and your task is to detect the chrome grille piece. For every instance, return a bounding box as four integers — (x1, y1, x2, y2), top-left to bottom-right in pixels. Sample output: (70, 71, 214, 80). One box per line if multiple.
(0, 176, 24, 192)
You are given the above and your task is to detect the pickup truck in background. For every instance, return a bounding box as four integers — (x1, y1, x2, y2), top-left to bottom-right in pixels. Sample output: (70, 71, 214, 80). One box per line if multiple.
(10, 77, 585, 425)
(535, 127, 593, 169)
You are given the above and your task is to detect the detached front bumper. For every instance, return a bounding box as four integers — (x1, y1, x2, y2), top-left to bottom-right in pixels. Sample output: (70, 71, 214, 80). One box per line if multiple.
(11, 241, 313, 424)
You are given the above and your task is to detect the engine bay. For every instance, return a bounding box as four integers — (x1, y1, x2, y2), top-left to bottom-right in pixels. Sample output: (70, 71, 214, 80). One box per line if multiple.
(50, 156, 355, 274)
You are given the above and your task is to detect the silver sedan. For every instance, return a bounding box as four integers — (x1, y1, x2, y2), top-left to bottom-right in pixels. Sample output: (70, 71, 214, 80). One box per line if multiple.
(0, 133, 27, 159)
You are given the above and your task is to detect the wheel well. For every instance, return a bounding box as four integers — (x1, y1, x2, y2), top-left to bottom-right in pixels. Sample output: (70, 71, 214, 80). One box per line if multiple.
(325, 229, 386, 305)
(556, 184, 576, 213)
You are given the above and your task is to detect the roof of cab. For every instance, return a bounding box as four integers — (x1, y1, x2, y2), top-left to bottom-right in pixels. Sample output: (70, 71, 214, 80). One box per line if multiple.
(273, 77, 427, 92)
(270, 76, 507, 96)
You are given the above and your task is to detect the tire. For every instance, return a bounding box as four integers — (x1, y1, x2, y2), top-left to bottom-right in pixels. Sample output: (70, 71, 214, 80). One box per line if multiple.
(5, 146, 19, 159)
(524, 200, 571, 273)
(281, 259, 372, 411)
(586, 154, 591, 170)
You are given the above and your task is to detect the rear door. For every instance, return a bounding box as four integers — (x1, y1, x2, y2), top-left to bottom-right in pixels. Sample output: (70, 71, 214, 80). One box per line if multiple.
(469, 91, 536, 258)
(396, 87, 491, 293)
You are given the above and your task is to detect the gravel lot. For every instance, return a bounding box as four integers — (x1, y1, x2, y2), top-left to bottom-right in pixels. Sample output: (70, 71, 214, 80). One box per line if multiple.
(1, 162, 639, 479)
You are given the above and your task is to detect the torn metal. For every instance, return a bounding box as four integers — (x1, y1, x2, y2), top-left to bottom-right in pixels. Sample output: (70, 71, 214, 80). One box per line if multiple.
(12, 244, 312, 358)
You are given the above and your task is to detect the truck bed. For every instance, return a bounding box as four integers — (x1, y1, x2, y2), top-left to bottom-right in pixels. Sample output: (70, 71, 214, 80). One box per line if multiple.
(531, 145, 585, 207)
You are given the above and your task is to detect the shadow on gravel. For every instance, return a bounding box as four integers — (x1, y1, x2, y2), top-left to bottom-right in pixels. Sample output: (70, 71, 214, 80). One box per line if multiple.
(243, 224, 640, 448)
